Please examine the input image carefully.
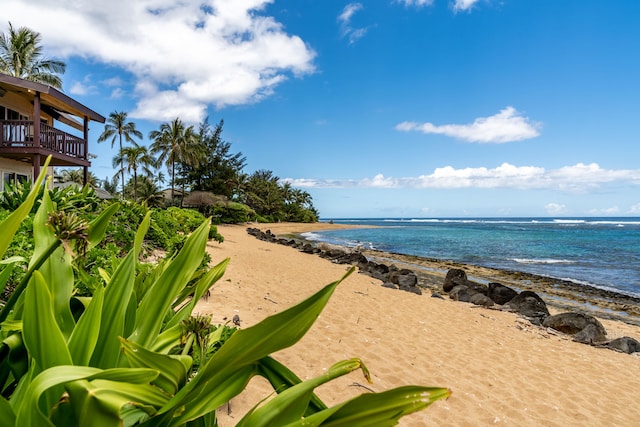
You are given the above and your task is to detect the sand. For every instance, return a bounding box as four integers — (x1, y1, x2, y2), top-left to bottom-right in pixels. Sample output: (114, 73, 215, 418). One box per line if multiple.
(195, 223, 640, 426)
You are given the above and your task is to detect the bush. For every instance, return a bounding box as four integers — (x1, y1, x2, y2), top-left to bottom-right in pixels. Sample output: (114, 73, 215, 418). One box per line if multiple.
(210, 201, 256, 224)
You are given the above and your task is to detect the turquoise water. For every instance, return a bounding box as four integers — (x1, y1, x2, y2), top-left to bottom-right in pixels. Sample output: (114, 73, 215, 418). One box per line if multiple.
(304, 218, 640, 297)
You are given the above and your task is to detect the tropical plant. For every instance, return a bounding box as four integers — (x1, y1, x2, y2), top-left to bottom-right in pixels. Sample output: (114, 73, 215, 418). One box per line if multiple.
(59, 169, 99, 187)
(126, 176, 165, 208)
(0, 158, 450, 425)
(98, 111, 143, 196)
(113, 144, 156, 202)
(0, 21, 66, 88)
(150, 118, 203, 203)
(183, 118, 247, 199)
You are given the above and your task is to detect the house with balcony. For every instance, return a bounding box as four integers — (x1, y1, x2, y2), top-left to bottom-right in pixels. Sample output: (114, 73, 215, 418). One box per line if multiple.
(0, 74, 105, 191)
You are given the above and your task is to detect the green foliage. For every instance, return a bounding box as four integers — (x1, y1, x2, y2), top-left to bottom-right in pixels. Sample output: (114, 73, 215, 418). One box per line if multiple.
(210, 201, 256, 224)
(0, 163, 450, 425)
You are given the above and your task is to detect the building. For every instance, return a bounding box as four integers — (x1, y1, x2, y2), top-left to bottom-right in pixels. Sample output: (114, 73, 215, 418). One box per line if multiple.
(0, 74, 105, 191)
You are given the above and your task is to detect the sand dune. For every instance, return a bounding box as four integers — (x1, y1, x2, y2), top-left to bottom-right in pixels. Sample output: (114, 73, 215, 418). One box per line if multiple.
(195, 223, 640, 426)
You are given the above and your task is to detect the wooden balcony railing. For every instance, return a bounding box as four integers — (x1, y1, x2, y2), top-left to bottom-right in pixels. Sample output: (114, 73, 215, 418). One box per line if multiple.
(0, 120, 87, 160)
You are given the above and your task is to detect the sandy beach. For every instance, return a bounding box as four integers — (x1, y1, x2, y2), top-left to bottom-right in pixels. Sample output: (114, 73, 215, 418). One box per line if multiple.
(196, 222, 640, 426)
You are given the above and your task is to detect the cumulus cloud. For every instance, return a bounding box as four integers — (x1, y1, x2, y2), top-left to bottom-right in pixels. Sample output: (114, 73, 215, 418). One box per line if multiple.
(3, 0, 315, 122)
(284, 163, 640, 191)
(338, 3, 369, 44)
(453, 0, 482, 12)
(396, 107, 541, 143)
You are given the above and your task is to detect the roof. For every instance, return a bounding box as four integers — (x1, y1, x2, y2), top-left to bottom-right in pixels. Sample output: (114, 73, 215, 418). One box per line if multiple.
(0, 74, 106, 126)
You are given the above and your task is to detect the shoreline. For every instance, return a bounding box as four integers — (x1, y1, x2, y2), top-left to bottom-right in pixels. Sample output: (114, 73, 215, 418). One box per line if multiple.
(252, 221, 640, 326)
(201, 222, 640, 426)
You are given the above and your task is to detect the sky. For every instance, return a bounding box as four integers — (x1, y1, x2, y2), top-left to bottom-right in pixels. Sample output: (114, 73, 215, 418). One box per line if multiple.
(4, 0, 640, 218)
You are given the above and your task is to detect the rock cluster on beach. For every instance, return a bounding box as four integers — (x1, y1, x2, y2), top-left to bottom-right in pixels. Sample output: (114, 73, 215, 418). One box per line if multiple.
(246, 227, 640, 355)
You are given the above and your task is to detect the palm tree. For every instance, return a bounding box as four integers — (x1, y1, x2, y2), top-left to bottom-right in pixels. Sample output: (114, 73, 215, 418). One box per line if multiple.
(98, 111, 143, 197)
(0, 22, 66, 89)
(113, 145, 155, 202)
(60, 168, 98, 187)
(149, 118, 202, 203)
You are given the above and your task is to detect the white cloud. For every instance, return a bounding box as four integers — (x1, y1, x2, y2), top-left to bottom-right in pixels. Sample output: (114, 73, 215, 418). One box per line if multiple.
(284, 163, 640, 191)
(68, 81, 96, 96)
(396, 0, 434, 7)
(338, 3, 369, 44)
(3, 0, 315, 122)
(396, 107, 541, 143)
(629, 203, 640, 214)
(545, 203, 567, 215)
(588, 206, 620, 215)
(453, 0, 482, 12)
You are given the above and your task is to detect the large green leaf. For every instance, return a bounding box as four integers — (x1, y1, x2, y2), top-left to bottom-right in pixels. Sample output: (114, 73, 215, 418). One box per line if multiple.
(67, 284, 104, 366)
(285, 386, 452, 427)
(32, 190, 76, 339)
(90, 213, 150, 369)
(165, 257, 229, 332)
(0, 156, 50, 260)
(0, 396, 15, 427)
(155, 268, 354, 424)
(130, 219, 210, 348)
(15, 366, 160, 426)
(22, 272, 73, 369)
(86, 202, 120, 250)
(238, 358, 368, 426)
(120, 338, 190, 395)
(65, 378, 169, 426)
(257, 356, 327, 414)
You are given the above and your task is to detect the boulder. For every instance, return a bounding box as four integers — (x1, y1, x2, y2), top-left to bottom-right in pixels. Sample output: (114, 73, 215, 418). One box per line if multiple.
(390, 269, 418, 287)
(487, 282, 518, 305)
(449, 285, 473, 303)
(507, 291, 550, 322)
(470, 293, 495, 307)
(399, 283, 422, 295)
(605, 336, 640, 354)
(443, 269, 467, 292)
(542, 312, 607, 344)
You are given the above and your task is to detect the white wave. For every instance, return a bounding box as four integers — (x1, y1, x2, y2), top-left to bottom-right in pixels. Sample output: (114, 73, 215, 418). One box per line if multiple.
(511, 258, 575, 265)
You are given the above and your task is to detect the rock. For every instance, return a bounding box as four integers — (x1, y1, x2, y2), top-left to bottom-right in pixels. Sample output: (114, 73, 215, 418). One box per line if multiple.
(507, 291, 550, 321)
(487, 282, 518, 305)
(449, 285, 472, 303)
(390, 269, 418, 287)
(573, 324, 607, 344)
(543, 312, 607, 344)
(470, 293, 495, 307)
(381, 282, 397, 289)
(431, 292, 445, 300)
(605, 336, 640, 354)
(443, 269, 467, 292)
(399, 283, 422, 295)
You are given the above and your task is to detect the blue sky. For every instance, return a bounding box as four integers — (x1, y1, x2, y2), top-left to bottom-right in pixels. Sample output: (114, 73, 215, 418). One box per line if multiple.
(4, 1, 640, 218)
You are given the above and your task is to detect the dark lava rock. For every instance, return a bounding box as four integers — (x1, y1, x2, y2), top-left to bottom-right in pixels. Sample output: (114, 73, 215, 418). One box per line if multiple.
(542, 312, 607, 344)
(443, 269, 467, 292)
(470, 293, 495, 307)
(507, 291, 550, 321)
(487, 282, 518, 305)
(605, 336, 640, 354)
(449, 285, 473, 303)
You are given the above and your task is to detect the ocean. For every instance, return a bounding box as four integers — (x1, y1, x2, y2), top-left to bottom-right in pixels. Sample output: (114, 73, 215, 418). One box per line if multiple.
(302, 218, 640, 298)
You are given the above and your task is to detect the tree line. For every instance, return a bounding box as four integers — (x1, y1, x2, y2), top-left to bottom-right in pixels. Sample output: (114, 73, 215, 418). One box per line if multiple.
(95, 112, 319, 223)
